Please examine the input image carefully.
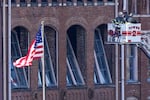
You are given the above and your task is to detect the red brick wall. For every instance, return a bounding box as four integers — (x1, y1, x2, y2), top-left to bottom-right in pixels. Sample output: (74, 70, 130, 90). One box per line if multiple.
(8, 1, 150, 100)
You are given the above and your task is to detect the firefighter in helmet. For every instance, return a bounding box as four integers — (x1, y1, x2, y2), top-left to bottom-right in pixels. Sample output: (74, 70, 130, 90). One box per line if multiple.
(112, 12, 125, 25)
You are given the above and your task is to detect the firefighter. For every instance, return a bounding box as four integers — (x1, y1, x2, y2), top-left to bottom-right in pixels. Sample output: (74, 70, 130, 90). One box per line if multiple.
(123, 10, 137, 23)
(126, 13, 137, 23)
(112, 12, 125, 25)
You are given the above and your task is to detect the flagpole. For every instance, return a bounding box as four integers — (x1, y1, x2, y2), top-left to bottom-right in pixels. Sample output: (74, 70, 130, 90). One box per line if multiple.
(3, 0, 7, 100)
(121, 1, 127, 100)
(115, 0, 119, 99)
(8, 0, 12, 99)
(41, 21, 45, 100)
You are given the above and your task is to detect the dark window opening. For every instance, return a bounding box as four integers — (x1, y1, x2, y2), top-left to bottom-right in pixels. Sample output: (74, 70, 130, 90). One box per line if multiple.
(66, 25, 86, 86)
(94, 25, 113, 85)
(11, 26, 29, 89)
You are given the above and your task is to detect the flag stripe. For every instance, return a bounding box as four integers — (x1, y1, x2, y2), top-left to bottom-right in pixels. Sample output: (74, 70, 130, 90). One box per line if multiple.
(13, 24, 44, 68)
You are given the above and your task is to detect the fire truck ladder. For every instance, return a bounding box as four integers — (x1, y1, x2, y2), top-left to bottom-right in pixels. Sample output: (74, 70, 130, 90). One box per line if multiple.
(138, 32, 150, 58)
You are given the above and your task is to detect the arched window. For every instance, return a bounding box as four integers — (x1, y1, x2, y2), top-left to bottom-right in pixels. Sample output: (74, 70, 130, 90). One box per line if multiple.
(94, 26, 112, 84)
(11, 26, 29, 89)
(38, 26, 57, 87)
(66, 25, 85, 86)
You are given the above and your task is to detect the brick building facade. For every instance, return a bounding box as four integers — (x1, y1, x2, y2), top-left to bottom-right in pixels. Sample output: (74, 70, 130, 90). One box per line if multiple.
(1, 0, 150, 100)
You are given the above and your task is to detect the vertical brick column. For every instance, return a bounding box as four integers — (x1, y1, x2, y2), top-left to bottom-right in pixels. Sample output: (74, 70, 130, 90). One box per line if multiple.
(57, 28, 67, 100)
(86, 27, 95, 100)
(29, 29, 39, 99)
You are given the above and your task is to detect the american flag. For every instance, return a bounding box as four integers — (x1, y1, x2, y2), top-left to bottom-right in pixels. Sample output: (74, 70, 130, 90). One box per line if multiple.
(13, 25, 44, 68)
